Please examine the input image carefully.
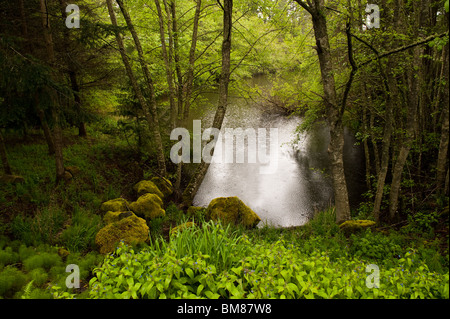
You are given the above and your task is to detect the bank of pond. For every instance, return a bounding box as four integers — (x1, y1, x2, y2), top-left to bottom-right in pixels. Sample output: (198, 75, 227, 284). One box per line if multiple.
(0, 201, 448, 299)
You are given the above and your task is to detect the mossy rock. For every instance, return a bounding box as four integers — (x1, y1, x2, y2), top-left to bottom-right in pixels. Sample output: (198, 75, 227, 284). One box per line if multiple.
(95, 214, 149, 254)
(65, 166, 80, 176)
(129, 193, 165, 220)
(103, 211, 134, 224)
(133, 180, 165, 199)
(151, 177, 173, 198)
(100, 198, 129, 214)
(206, 196, 261, 228)
(170, 221, 196, 236)
(57, 247, 70, 259)
(339, 220, 376, 235)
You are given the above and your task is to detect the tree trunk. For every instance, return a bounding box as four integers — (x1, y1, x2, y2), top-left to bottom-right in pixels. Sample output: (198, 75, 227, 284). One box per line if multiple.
(39, 0, 65, 184)
(372, 60, 394, 223)
(388, 48, 419, 220)
(155, 0, 177, 129)
(0, 131, 12, 175)
(170, 0, 184, 119)
(436, 42, 449, 193)
(295, 0, 351, 224)
(183, 0, 202, 120)
(182, 0, 233, 207)
(34, 92, 55, 155)
(115, 0, 167, 177)
(58, 0, 87, 137)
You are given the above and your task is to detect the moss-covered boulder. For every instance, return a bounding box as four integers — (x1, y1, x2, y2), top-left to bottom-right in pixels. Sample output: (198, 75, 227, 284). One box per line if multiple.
(103, 211, 134, 224)
(206, 196, 261, 228)
(129, 193, 165, 220)
(170, 221, 196, 236)
(133, 180, 165, 199)
(339, 220, 376, 235)
(151, 177, 173, 198)
(95, 213, 149, 254)
(100, 198, 129, 214)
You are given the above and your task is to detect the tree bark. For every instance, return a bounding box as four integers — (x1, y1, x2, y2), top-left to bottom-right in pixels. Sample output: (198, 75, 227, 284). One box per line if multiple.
(39, 0, 65, 184)
(0, 131, 12, 175)
(388, 48, 419, 220)
(58, 0, 87, 137)
(295, 0, 351, 224)
(115, 0, 167, 177)
(34, 91, 55, 155)
(436, 42, 449, 194)
(372, 60, 394, 223)
(183, 0, 202, 120)
(182, 0, 233, 207)
(155, 0, 177, 129)
(169, 0, 184, 119)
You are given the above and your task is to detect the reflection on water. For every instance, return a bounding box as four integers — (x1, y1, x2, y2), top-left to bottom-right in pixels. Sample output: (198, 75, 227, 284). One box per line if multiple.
(188, 79, 365, 227)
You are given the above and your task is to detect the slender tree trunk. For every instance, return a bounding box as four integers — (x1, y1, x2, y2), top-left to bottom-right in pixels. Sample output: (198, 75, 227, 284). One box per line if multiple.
(182, 0, 233, 207)
(436, 42, 449, 193)
(0, 131, 12, 175)
(155, 0, 177, 129)
(183, 0, 202, 120)
(58, 0, 87, 137)
(362, 99, 371, 190)
(388, 49, 419, 220)
(295, 0, 351, 223)
(370, 110, 380, 176)
(170, 0, 184, 118)
(34, 92, 55, 155)
(39, 0, 65, 184)
(115, 0, 167, 177)
(372, 60, 394, 223)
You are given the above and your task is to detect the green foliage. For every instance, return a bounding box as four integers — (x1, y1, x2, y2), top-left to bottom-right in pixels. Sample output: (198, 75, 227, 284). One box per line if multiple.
(86, 233, 448, 299)
(402, 211, 439, 237)
(151, 219, 250, 272)
(23, 252, 63, 272)
(11, 207, 67, 246)
(349, 230, 403, 265)
(0, 246, 19, 267)
(0, 266, 28, 298)
(60, 207, 103, 253)
(29, 269, 49, 287)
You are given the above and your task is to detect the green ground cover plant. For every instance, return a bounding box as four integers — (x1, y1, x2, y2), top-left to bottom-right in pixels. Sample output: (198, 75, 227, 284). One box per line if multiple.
(83, 222, 448, 299)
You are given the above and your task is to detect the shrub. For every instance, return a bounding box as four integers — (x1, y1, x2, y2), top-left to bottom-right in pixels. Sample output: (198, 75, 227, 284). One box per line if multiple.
(23, 252, 63, 272)
(0, 247, 19, 267)
(0, 266, 28, 298)
(29, 268, 49, 287)
(349, 230, 403, 266)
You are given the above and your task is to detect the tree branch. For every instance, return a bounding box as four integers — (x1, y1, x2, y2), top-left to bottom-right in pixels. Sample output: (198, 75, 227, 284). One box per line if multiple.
(359, 31, 449, 67)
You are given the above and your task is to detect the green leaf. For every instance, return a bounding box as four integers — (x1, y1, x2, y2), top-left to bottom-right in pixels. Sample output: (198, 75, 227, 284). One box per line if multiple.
(197, 284, 204, 295)
(185, 268, 194, 279)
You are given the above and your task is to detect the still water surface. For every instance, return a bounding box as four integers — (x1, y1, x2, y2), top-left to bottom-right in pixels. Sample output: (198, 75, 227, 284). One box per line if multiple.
(183, 78, 365, 227)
